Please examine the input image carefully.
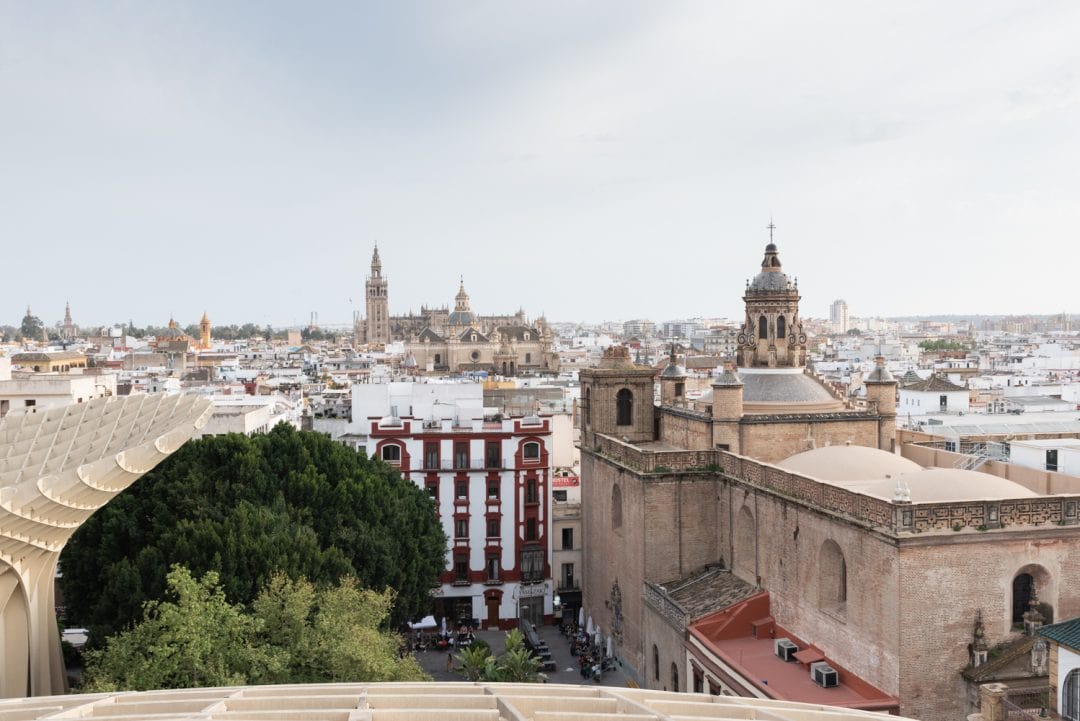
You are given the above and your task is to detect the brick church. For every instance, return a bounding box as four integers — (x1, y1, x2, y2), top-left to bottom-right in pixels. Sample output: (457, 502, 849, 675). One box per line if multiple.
(579, 238, 1080, 721)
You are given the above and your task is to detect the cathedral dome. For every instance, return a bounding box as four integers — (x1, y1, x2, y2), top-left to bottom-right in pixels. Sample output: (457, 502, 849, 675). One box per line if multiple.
(748, 269, 795, 292)
(448, 278, 476, 326)
(738, 367, 844, 412)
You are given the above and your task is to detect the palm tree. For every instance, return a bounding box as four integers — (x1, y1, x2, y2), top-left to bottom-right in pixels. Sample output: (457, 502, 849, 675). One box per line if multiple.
(495, 646, 545, 683)
(455, 645, 496, 681)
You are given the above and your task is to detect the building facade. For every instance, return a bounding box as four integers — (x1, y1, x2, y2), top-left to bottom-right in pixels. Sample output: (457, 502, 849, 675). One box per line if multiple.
(353, 383, 554, 628)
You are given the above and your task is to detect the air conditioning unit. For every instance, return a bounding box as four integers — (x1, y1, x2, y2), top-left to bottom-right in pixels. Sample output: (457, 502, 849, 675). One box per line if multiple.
(810, 661, 839, 688)
(774, 638, 798, 662)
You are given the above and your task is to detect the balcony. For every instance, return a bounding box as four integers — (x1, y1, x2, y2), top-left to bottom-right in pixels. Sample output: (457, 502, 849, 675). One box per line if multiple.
(419, 458, 510, 472)
(557, 579, 580, 592)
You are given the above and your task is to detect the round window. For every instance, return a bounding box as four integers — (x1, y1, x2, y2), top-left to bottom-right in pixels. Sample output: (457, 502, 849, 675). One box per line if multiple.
(471, 351, 480, 361)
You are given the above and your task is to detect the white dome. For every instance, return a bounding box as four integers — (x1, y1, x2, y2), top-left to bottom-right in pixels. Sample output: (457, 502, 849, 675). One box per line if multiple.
(778, 445, 1036, 503)
(778, 445, 921, 481)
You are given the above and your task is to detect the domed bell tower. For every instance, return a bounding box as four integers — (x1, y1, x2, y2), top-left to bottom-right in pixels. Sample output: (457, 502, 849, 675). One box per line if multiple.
(736, 228, 807, 369)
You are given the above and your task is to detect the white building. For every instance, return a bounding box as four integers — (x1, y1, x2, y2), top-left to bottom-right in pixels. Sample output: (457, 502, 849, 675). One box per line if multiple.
(0, 358, 117, 417)
(899, 374, 970, 415)
(1010, 439, 1080, 476)
(351, 382, 554, 629)
(192, 394, 301, 438)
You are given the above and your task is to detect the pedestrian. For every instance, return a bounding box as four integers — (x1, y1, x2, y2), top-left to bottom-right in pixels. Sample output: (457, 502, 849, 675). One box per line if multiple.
(446, 651, 454, 673)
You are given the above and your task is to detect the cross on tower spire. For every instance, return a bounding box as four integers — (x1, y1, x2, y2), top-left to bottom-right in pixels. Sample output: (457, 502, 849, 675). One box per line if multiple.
(767, 219, 776, 243)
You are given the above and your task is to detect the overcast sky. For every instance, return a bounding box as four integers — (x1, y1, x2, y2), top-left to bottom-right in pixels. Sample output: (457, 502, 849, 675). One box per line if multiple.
(3, 2, 1079, 329)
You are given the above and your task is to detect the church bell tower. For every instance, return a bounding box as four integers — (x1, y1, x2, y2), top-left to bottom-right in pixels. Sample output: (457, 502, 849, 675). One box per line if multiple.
(365, 245, 390, 348)
(736, 225, 807, 369)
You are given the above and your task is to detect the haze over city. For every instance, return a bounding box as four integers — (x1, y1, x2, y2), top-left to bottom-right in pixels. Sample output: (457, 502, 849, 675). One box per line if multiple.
(3, 1, 1080, 326)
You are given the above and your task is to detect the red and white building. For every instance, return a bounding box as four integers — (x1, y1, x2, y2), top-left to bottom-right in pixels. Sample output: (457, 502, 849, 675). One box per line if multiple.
(352, 382, 553, 629)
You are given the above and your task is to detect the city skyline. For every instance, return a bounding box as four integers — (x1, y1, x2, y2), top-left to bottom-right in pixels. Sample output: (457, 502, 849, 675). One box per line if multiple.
(3, 2, 1080, 325)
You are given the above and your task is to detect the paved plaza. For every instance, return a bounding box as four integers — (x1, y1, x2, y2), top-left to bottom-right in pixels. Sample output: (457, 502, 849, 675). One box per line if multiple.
(414, 625, 637, 688)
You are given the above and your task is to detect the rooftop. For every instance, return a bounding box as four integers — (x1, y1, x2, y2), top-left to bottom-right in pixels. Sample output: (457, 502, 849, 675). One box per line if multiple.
(1039, 617, 1080, 651)
(0, 682, 918, 721)
(738, 367, 844, 410)
(689, 593, 897, 711)
(653, 566, 758, 620)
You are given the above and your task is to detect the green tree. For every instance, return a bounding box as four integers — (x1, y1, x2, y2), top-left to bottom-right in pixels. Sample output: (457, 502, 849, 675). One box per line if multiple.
(20, 311, 43, 340)
(918, 339, 970, 351)
(81, 566, 282, 692)
(83, 568, 427, 692)
(454, 629, 545, 683)
(59, 425, 446, 644)
(253, 573, 425, 683)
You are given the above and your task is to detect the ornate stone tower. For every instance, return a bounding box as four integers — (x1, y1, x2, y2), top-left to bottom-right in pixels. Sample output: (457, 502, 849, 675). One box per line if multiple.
(365, 245, 390, 348)
(736, 232, 807, 369)
(199, 311, 211, 349)
(61, 302, 76, 341)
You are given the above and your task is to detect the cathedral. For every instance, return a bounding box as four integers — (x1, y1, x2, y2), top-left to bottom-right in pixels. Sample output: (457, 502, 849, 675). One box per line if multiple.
(354, 247, 559, 376)
(579, 235, 1080, 721)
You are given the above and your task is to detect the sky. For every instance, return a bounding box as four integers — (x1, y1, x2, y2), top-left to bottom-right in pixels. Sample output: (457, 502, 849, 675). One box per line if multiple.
(2, 1, 1080, 329)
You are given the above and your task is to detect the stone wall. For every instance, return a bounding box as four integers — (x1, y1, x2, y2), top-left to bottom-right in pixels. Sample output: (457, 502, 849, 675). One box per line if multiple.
(722, 483, 903, 702)
(739, 416, 881, 463)
(897, 535, 1080, 721)
(901, 443, 1080, 495)
(659, 406, 713, 451)
(642, 583, 691, 692)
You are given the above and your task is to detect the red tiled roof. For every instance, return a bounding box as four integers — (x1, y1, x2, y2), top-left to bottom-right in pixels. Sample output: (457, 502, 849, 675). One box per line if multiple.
(686, 592, 898, 712)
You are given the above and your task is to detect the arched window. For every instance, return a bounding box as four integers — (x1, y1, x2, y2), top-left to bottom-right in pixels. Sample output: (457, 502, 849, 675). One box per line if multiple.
(612, 484, 623, 530)
(653, 645, 660, 681)
(381, 444, 402, 463)
(758, 315, 768, 339)
(1012, 573, 1034, 625)
(818, 539, 847, 610)
(1063, 668, 1079, 721)
(777, 315, 786, 339)
(523, 442, 540, 460)
(733, 506, 756, 582)
(671, 663, 680, 692)
(616, 389, 633, 426)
